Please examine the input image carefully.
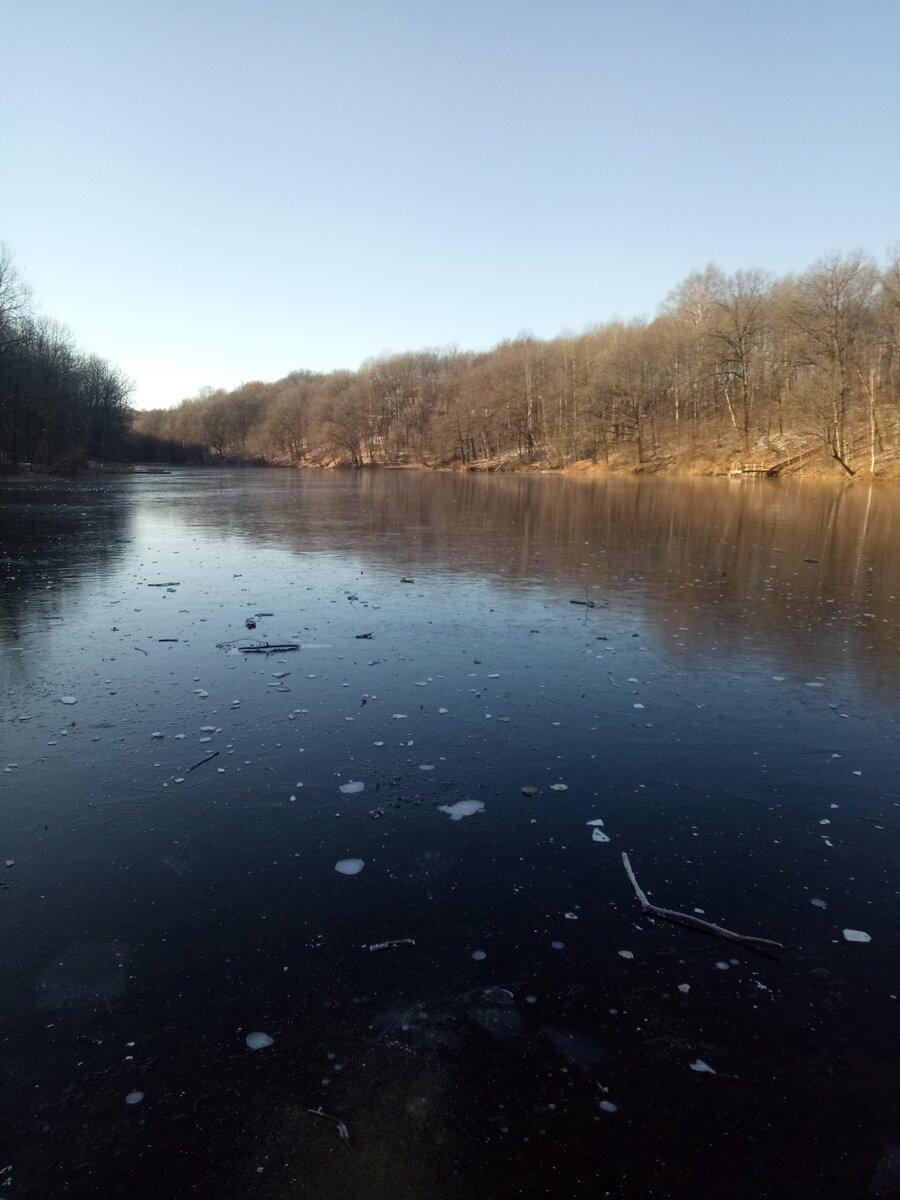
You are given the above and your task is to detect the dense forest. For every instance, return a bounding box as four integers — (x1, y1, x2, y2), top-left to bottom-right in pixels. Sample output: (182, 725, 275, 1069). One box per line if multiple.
(4, 246, 899, 477)
(135, 250, 900, 477)
(0, 245, 133, 471)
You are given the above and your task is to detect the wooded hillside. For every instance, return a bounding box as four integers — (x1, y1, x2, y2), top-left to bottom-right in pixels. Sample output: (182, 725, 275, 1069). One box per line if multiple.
(135, 251, 900, 477)
(0, 245, 133, 471)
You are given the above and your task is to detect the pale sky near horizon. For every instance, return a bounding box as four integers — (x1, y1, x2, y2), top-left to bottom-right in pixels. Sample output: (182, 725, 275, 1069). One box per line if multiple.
(2, 0, 898, 410)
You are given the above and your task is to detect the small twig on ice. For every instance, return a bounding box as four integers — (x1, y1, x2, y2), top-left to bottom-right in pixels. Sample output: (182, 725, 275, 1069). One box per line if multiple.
(306, 1108, 355, 1154)
(621, 852, 783, 956)
(368, 938, 415, 952)
(187, 750, 220, 772)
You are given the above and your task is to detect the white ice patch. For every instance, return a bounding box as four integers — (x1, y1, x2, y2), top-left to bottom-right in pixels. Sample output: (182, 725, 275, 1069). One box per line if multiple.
(438, 707, 449, 714)
(586, 819, 605, 826)
(550, 783, 568, 792)
(438, 800, 484, 821)
(245, 1032, 274, 1050)
(60, 696, 77, 705)
(811, 898, 827, 908)
(335, 858, 365, 875)
(599, 1100, 618, 1113)
(592, 828, 610, 843)
(689, 1059, 716, 1074)
(843, 929, 871, 943)
(338, 781, 365, 795)
(125, 1091, 144, 1104)
(471, 950, 487, 961)
(419, 764, 435, 771)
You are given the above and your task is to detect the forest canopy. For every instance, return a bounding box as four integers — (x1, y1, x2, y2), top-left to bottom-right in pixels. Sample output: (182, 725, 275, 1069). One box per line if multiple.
(134, 250, 900, 477)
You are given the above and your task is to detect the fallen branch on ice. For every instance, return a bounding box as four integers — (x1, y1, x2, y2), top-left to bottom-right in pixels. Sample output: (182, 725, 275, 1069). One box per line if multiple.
(621, 852, 783, 956)
(239, 643, 300, 654)
(187, 750, 220, 772)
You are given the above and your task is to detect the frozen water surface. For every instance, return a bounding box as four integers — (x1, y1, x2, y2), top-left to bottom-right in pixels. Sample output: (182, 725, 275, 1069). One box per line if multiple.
(2, 469, 899, 1200)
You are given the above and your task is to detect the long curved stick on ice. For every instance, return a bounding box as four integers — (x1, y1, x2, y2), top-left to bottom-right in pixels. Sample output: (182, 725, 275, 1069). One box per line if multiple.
(621, 852, 784, 955)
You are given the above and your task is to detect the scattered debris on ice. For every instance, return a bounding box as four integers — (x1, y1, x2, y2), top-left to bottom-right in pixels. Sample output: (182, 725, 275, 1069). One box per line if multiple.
(335, 859, 365, 876)
(245, 1031, 274, 1050)
(438, 800, 485, 821)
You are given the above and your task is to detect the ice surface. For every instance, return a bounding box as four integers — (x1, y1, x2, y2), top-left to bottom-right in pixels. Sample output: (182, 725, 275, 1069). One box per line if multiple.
(245, 1031, 274, 1050)
(335, 858, 365, 875)
(438, 800, 485, 821)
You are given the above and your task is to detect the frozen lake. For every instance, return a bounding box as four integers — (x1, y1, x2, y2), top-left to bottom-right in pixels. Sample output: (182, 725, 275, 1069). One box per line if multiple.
(1, 467, 899, 1199)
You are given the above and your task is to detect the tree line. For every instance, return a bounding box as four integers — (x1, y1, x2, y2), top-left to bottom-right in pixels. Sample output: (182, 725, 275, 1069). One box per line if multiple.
(0, 244, 133, 472)
(136, 250, 900, 477)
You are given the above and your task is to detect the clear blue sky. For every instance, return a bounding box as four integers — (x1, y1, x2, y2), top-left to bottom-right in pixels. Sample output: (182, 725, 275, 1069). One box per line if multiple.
(2, 0, 898, 410)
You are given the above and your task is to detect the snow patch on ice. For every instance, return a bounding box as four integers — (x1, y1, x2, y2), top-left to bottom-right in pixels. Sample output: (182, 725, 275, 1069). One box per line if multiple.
(335, 858, 365, 876)
(438, 800, 484, 821)
(689, 1059, 716, 1074)
(245, 1032, 274, 1050)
